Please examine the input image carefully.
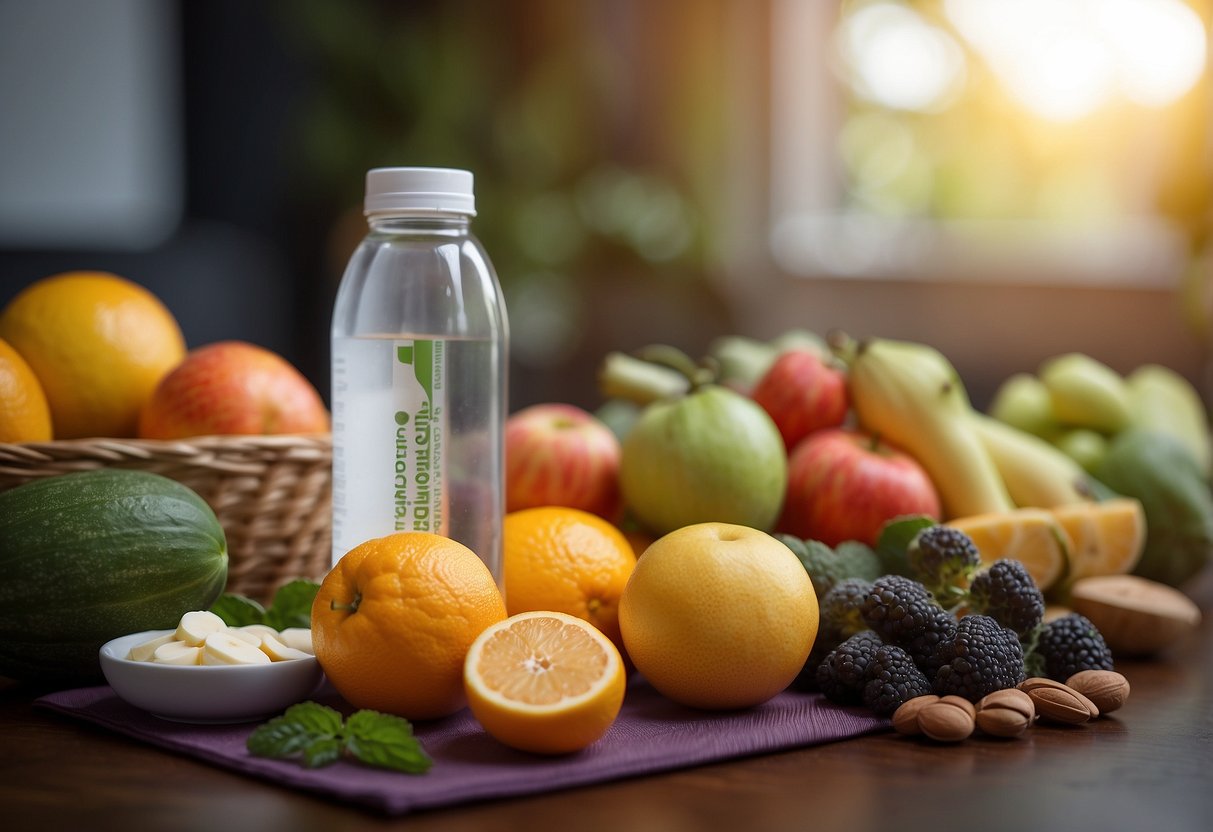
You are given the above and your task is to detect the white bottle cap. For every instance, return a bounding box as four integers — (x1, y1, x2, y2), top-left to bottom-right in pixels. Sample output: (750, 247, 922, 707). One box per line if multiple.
(364, 167, 476, 217)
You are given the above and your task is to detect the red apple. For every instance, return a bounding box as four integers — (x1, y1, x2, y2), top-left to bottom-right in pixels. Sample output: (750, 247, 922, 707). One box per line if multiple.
(138, 341, 329, 439)
(506, 403, 622, 519)
(750, 350, 848, 451)
(777, 427, 941, 546)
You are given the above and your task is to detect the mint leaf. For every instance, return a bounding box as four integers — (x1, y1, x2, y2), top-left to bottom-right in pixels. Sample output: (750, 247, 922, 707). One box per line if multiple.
(264, 580, 322, 630)
(282, 701, 343, 735)
(210, 594, 267, 627)
(302, 737, 342, 768)
(211, 579, 321, 630)
(876, 515, 938, 576)
(246, 702, 431, 776)
(247, 716, 325, 758)
(345, 710, 433, 774)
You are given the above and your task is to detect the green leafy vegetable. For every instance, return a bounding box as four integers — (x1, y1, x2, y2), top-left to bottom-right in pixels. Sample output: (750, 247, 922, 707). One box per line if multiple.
(247, 701, 432, 775)
(211, 579, 320, 629)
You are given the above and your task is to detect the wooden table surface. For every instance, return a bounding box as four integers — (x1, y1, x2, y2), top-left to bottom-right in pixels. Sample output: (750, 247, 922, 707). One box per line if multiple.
(3, 571, 1211, 832)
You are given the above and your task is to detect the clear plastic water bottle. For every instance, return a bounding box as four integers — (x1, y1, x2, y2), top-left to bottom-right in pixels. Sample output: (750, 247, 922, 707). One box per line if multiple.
(330, 167, 508, 580)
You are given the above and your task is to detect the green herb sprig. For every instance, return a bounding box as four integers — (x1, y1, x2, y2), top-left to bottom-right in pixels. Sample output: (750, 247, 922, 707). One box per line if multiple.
(247, 701, 432, 775)
(211, 579, 321, 630)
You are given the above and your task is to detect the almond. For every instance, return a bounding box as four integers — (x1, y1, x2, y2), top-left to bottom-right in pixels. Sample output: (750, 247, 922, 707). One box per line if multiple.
(1065, 669, 1130, 715)
(918, 698, 975, 742)
(1028, 685, 1093, 725)
(1020, 677, 1099, 719)
(892, 695, 940, 736)
(978, 687, 1035, 720)
(976, 705, 1032, 738)
(938, 695, 976, 720)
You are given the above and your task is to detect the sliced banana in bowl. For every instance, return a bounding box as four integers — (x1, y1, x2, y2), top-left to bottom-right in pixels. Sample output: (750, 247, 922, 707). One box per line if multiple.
(99, 611, 323, 723)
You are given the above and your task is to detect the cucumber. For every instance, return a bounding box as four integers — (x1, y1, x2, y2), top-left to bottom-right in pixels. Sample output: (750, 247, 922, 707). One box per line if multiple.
(0, 469, 228, 683)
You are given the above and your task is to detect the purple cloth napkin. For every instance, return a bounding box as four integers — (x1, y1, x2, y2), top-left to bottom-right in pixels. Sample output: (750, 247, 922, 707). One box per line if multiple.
(35, 679, 888, 816)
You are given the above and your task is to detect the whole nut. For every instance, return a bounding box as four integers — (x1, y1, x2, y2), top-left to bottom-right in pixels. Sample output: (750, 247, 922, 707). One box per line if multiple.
(976, 706, 1032, 738)
(1066, 669, 1130, 715)
(938, 695, 977, 720)
(1027, 685, 1093, 725)
(892, 695, 940, 736)
(976, 688, 1035, 738)
(918, 699, 976, 742)
(978, 687, 1035, 720)
(1020, 677, 1100, 719)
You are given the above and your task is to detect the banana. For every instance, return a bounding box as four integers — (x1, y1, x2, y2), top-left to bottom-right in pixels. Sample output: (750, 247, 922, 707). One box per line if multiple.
(127, 632, 175, 662)
(1038, 353, 1132, 433)
(202, 631, 271, 666)
(259, 633, 311, 662)
(970, 412, 1091, 508)
(173, 610, 227, 646)
(1126, 364, 1211, 476)
(279, 627, 315, 654)
(152, 641, 203, 666)
(842, 336, 1014, 519)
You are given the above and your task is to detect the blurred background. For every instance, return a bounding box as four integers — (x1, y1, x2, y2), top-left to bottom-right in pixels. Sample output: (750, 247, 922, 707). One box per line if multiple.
(1, 0, 1211, 411)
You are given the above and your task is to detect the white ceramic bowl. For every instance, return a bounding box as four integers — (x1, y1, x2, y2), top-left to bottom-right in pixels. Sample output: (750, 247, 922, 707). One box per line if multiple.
(99, 629, 325, 724)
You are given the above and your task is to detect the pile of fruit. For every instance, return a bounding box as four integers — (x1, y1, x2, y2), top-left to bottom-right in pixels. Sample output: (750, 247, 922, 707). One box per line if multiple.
(0, 270, 328, 444)
(1, 294, 1209, 764)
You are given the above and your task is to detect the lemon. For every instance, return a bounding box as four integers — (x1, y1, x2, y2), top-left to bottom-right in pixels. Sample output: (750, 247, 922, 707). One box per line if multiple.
(618, 522, 818, 710)
(0, 271, 185, 438)
(463, 611, 625, 755)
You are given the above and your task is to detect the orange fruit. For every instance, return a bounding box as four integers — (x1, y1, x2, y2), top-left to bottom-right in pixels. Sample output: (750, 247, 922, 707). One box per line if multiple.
(618, 522, 819, 710)
(946, 508, 1072, 592)
(1048, 498, 1146, 586)
(502, 507, 637, 654)
(0, 271, 185, 438)
(463, 611, 626, 754)
(0, 338, 52, 442)
(311, 532, 507, 720)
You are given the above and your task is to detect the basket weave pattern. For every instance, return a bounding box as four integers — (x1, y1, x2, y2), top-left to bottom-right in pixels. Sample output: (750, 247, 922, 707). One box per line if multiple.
(0, 435, 332, 602)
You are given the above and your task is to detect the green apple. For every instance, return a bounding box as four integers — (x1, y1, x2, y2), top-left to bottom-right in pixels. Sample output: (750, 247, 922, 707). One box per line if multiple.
(620, 385, 787, 535)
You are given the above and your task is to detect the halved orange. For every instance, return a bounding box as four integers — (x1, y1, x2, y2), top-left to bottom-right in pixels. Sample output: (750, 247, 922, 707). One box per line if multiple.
(946, 507, 1072, 592)
(463, 611, 625, 755)
(1048, 498, 1146, 587)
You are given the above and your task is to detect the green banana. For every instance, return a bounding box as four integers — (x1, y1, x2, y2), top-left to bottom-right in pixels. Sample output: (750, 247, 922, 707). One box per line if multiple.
(841, 336, 1014, 519)
(1126, 364, 1211, 476)
(1038, 353, 1132, 434)
(970, 412, 1091, 508)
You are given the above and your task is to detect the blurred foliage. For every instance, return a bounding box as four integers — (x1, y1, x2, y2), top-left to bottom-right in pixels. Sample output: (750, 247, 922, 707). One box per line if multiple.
(275, 0, 739, 365)
(276, 0, 720, 283)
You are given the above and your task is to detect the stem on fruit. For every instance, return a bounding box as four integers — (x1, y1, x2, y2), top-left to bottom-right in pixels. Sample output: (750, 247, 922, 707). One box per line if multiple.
(826, 330, 858, 366)
(331, 591, 362, 614)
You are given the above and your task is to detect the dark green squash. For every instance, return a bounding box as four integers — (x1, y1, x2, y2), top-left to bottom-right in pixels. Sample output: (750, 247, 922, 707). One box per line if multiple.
(0, 469, 228, 683)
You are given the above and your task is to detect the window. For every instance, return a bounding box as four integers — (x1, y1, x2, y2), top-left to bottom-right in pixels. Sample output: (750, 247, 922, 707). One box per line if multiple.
(770, 0, 1210, 286)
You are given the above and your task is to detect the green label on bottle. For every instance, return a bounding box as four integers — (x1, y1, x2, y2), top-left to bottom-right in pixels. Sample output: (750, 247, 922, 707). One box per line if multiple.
(392, 338, 446, 535)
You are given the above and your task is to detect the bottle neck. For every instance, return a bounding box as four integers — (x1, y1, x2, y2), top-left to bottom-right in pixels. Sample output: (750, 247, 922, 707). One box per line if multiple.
(367, 214, 471, 235)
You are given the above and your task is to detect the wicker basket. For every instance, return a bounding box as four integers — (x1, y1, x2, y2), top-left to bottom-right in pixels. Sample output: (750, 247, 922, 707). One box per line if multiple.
(0, 435, 332, 602)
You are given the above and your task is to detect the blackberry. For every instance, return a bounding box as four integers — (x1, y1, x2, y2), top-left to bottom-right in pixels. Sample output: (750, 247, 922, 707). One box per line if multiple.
(815, 631, 883, 704)
(1031, 613, 1114, 680)
(860, 575, 955, 669)
(932, 614, 1026, 702)
(967, 559, 1045, 637)
(861, 644, 933, 716)
(907, 526, 981, 601)
(817, 578, 874, 644)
